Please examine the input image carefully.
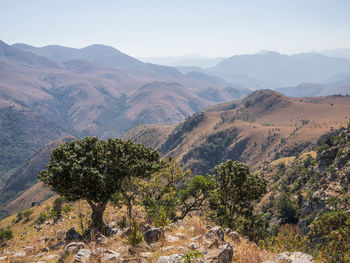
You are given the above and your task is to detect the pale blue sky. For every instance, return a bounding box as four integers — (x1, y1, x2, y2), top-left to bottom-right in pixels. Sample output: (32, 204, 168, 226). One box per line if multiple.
(1, 0, 349, 57)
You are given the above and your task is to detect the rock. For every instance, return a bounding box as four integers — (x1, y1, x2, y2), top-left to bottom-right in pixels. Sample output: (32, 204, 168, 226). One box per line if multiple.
(158, 254, 183, 263)
(175, 233, 187, 239)
(34, 225, 42, 231)
(13, 251, 25, 257)
(191, 235, 202, 241)
(144, 227, 165, 244)
(120, 227, 132, 237)
(23, 246, 35, 254)
(167, 235, 180, 243)
(66, 227, 83, 242)
(95, 232, 108, 244)
(262, 261, 276, 263)
(203, 243, 234, 263)
(227, 231, 240, 243)
(35, 252, 48, 257)
(41, 247, 49, 253)
(176, 246, 187, 253)
(50, 241, 65, 250)
(57, 230, 65, 241)
(224, 228, 231, 234)
(74, 249, 91, 263)
(64, 242, 85, 254)
(203, 227, 225, 248)
(188, 243, 198, 250)
(208, 227, 225, 241)
(161, 246, 174, 252)
(101, 249, 120, 262)
(275, 252, 313, 263)
(141, 252, 152, 258)
(0, 256, 8, 261)
(45, 254, 58, 260)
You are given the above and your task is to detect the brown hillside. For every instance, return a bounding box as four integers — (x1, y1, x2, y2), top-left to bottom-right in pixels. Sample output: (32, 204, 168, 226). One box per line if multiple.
(125, 90, 350, 174)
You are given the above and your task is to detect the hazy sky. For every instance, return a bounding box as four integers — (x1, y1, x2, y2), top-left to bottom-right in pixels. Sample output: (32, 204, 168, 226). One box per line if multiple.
(1, 0, 350, 57)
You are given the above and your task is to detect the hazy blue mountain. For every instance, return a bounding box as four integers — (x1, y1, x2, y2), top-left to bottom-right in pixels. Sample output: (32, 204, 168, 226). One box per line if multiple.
(319, 49, 350, 59)
(211, 51, 350, 87)
(140, 54, 224, 68)
(13, 43, 179, 74)
(277, 75, 350, 97)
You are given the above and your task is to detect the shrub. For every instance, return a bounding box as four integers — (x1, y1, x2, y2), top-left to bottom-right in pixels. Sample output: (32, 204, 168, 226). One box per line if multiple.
(126, 220, 143, 246)
(309, 211, 350, 263)
(22, 209, 33, 221)
(0, 229, 13, 243)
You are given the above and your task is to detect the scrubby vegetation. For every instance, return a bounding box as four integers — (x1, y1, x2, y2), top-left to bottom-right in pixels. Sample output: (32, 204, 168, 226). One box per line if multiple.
(1, 121, 350, 262)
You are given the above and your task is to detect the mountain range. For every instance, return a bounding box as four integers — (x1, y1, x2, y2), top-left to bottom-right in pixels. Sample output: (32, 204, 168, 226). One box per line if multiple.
(0, 40, 250, 181)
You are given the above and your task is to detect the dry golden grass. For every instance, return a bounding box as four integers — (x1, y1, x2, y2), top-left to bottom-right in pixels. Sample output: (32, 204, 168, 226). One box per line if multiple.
(0, 199, 277, 263)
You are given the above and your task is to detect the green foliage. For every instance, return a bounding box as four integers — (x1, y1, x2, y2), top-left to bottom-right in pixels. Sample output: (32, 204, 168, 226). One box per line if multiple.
(261, 224, 309, 253)
(39, 136, 162, 230)
(62, 204, 73, 214)
(0, 228, 13, 243)
(35, 211, 50, 225)
(209, 160, 267, 237)
(160, 112, 205, 154)
(183, 249, 202, 262)
(141, 158, 188, 224)
(22, 209, 33, 221)
(183, 129, 238, 174)
(178, 175, 215, 220)
(275, 193, 299, 224)
(126, 220, 143, 246)
(51, 197, 65, 222)
(309, 211, 350, 263)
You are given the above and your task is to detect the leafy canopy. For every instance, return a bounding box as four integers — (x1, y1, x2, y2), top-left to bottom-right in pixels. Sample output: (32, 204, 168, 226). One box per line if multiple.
(39, 136, 162, 229)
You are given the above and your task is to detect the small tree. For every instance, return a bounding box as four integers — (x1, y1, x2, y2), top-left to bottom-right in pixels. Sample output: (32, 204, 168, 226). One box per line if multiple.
(210, 160, 267, 229)
(39, 136, 162, 230)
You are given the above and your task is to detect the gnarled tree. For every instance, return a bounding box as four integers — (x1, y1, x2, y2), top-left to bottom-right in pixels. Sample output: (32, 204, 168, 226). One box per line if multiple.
(38, 136, 162, 230)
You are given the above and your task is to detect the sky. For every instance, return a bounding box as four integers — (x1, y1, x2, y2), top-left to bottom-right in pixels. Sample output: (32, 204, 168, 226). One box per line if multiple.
(1, 0, 350, 57)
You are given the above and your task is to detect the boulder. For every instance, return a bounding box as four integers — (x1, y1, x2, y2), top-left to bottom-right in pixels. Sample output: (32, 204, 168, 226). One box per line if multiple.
(66, 227, 83, 242)
(158, 254, 183, 263)
(74, 249, 91, 263)
(275, 252, 313, 263)
(167, 235, 180, 243)
(161, 246, 174, 252)
(175, 233, 187, 239)
(0, 256, 8, 261)
(101, 249, 120, 261)
(63, 242, 85, 254)
(144, 227, 164, 244)
(203, 243, 234, 263)
(23, 246, 35, 254)
(13, 251, 25, 257)
(141, 252, 153, 258)
(188, 242, 198, 250)
(203, 227, 225, 248)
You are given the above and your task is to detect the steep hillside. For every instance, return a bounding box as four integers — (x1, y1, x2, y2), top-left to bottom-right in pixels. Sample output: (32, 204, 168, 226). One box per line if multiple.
(259, 122, 350, 233)
(0, 103, 68, 183)
(125, 90, 350, 175)
(0, 136, 75, 218)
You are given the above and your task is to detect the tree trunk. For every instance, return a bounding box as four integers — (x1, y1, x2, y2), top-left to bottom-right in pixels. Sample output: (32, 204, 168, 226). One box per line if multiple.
(88, 201, 107, 231)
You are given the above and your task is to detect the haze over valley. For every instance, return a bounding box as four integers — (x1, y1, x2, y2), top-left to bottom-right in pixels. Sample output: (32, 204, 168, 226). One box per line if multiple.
(1, 1, 350, 262)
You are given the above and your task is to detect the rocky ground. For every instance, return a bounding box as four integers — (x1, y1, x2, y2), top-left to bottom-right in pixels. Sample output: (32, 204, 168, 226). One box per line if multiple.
(0, 214, 314, 263)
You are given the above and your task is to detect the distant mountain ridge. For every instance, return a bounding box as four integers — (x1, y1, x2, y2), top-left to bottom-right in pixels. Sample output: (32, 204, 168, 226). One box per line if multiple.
(0, 40, 250, 182)
(210, 51, 350, 87)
